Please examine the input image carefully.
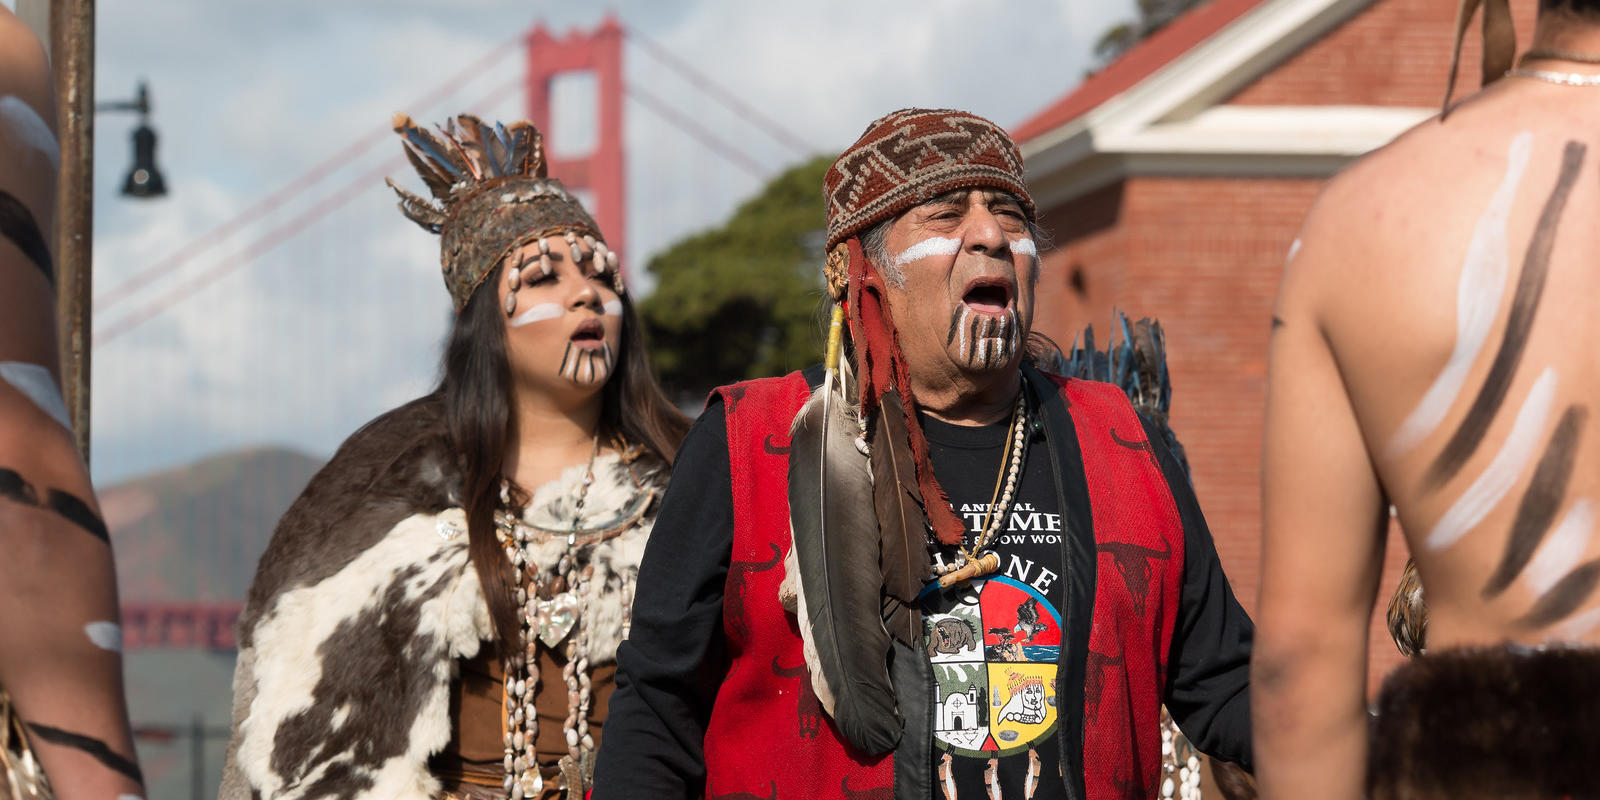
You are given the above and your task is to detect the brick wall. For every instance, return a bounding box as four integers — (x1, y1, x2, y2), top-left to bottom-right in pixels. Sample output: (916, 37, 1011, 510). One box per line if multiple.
(1025, 0, 1565, 693)
(1034, 175, 1413, 689)
(1027, 0, 1564, 691)
(1228, 0, 1539, 107)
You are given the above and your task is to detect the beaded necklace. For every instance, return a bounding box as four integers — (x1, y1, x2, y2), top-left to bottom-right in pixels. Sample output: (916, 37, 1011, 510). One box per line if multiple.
(1506, 50, 1600, 87)
(934, 391, 1030, 588)
(494, 437, 601, 800)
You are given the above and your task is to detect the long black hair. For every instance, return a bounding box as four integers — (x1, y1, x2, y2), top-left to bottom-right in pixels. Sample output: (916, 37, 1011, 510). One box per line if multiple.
(438, 271, 690, 657)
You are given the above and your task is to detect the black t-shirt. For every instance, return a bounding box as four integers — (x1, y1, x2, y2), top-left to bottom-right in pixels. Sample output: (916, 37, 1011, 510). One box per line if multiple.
(920, 413, 1069, 799)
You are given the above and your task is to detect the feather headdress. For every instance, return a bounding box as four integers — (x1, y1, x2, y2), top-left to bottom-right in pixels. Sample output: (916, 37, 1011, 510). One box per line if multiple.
(387, 113, 605, 309)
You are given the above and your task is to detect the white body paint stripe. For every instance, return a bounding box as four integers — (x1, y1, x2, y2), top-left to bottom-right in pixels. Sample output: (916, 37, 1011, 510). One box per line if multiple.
(1427, 366, 1558, 550)
(892, 236, 960, 266)
(0, 95, 59, 169)
(0, 361, 71, 431)
(1552, 605, 1600, 641)
(1524, 499, 1595, 595)
(602, 299, 623, 316)
(1010, 238, 1037, 257)
(1390, 132, 1534, 457)
(509, 303, 562, 328)
(85, 621, 123, 652)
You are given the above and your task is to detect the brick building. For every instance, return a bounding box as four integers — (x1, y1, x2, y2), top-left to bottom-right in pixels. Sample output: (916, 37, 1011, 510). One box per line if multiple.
(1013, 0, 1539, 686)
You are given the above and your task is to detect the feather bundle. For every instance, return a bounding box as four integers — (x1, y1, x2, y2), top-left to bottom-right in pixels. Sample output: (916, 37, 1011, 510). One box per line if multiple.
(388, 113, 547, 234)
(872, 389, 933, 647)
(844, 238, 967, 546)
(788, 354, 903, 755)
(1059, 312, 1188, 474)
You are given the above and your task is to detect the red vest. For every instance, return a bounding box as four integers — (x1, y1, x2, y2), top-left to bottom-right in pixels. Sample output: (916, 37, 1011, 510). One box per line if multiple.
(702, 371, 1185, 800)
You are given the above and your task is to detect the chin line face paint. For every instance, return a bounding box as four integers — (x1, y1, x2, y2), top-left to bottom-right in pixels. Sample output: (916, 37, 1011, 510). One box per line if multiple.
(558, 341, 615, 386)
(946, 305, 1019, 371)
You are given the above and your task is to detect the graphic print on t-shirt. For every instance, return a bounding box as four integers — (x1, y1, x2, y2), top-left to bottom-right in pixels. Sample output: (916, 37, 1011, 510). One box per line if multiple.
(921, 575, 1062, 758)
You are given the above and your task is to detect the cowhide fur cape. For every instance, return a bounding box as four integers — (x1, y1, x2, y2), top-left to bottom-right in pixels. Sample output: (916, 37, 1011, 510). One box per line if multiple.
(218, 395, 665, 800)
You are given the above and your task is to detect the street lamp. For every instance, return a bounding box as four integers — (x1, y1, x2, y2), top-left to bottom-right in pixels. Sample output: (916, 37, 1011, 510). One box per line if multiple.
(97, 81, 166, 198)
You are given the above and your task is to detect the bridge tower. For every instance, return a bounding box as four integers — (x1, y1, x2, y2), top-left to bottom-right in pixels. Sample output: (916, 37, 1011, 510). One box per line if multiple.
(525, 18, 627, 269)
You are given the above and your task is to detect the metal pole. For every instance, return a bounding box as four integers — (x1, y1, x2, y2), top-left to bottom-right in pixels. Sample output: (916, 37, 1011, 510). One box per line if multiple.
(50, 0, 94, 461)
(191, 714, 204, 800)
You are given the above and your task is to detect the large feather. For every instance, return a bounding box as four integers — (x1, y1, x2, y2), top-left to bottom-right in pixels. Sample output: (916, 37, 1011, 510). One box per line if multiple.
(873, 390, 932, 647)
(399, 140, 457, 200)
(485, 121, 513, 177)
(788, 371, 902, 755)
(392, 114, 465, 198)
(447, 116, 490, 179)
(385, 178, 447, 233)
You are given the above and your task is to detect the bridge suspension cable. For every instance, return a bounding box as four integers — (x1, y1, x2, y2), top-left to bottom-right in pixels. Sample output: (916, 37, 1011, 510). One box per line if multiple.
(623, 26, 816, 159)
(95, 23, 817, 341)
(94, 32, 525, 314)
(94, 75, 524, 346)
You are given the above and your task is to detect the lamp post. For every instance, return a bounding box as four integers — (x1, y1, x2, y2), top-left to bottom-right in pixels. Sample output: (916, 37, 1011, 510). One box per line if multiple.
(98, 81, 168, 198)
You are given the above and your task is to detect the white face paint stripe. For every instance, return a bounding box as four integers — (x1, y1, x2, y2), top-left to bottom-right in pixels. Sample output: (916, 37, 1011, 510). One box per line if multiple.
(1010, 238, 1037, 257)
(1524, 499, 1596, 595)
(891, 236, 961, 266)
(1552, 604, 1600, 642)
(1427, 367, 1559, 550)
(1286, 238, 1302, 265)
(85, 621, 122, 652)
(957, 306, 970, 357)
(509, 302, 563, 328)
(0, 95, 59, 169)
(1389, 132, 1534, 458)
(0, 362, 71, 431)
(602, 299, 623, 316)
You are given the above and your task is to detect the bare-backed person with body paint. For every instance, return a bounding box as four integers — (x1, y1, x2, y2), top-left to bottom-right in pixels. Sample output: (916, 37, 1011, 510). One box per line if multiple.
(1254, 2, 1600, 798)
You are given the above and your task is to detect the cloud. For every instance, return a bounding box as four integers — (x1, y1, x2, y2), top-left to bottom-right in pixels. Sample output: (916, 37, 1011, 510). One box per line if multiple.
(87, 0, 1134, 484)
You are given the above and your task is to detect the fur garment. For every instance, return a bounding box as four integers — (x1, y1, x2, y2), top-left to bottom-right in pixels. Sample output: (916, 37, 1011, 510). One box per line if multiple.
(1368, 645, 1600, 799)
(218, 395, 665, 800)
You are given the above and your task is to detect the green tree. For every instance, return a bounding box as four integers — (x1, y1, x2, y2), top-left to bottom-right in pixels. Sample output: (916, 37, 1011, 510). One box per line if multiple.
(640, 156, 833, 406)
(1093, 0, 1211, 69)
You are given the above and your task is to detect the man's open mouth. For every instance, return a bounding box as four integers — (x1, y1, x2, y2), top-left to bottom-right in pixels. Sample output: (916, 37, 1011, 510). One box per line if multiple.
(961, 278, 1013, 315)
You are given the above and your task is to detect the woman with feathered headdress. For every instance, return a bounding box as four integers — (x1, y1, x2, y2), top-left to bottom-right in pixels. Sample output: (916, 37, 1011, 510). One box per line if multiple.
(218, 114, 688, 800)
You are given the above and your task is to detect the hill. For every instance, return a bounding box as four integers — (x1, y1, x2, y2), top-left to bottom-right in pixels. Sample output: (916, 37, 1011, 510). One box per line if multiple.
(101, 446, 323, 601)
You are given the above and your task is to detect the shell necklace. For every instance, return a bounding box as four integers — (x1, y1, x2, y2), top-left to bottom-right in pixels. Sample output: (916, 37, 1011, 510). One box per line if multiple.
(496, 436, 600, 799)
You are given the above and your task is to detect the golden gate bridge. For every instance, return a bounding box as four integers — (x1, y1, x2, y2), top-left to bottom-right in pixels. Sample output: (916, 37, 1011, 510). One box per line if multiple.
(107, 16, 816, 650)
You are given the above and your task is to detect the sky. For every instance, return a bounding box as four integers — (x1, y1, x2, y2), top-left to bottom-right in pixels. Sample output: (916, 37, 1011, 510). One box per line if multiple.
(11, 0, 1137, 484)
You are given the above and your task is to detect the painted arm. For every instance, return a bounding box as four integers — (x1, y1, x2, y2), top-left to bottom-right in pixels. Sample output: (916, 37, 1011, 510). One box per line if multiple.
(0, 10, 144, 798)
(1252, 198, 1388, 800)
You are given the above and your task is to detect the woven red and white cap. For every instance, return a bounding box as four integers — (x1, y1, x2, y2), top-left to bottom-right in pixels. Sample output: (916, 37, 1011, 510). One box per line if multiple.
(823, 108, 1034, 252)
